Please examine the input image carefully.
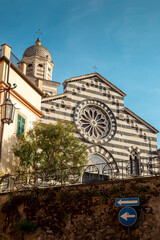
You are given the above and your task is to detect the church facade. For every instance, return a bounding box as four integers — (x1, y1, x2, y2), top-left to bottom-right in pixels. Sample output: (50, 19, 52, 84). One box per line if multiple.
(0, 38, 158, 177)
(20, 38, 159, 179)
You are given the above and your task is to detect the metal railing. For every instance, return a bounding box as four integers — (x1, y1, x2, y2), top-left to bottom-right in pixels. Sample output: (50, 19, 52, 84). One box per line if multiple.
(10, 52, 20, 67)
(0, 157, 159, 193)
(0, 50, 19, 66)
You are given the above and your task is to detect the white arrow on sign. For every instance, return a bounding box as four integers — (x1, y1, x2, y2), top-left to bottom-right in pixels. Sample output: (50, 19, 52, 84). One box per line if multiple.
(120, 212, 136, 221)
(118, 199, 138, 205)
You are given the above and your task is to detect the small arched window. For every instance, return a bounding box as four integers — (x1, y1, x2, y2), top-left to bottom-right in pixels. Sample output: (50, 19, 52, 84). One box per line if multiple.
(28, 64, 32, 67)
(38, 64, 43, 67)
(112, 96, 115, 104)
(99, 83, 102, 91)
(116, 100, 119, 116)
(82, 85, 85, 91)
(61, 100, 65, 107)
(103, 87, 106, 96)
(129, 150, 140, 176)
(72, 89, 76, 95)
(95, 81, 98, 88)
(144, 133, 147, 141)
(131, 120, 134, 128)
(139, 129, 142, 137)
(77, 87, 80, 93)
(108, 91, 111, 100)
(91, 81, 94, 87)
(126, 116, 129, 124)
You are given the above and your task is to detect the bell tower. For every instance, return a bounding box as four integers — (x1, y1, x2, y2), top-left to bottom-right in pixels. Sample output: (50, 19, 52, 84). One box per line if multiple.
(21, 39, 60, 96)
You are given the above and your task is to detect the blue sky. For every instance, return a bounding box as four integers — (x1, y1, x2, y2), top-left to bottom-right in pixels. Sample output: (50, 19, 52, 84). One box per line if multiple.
(1, 0, 160, 147)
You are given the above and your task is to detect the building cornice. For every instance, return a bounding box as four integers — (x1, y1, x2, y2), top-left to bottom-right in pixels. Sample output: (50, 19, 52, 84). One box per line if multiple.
(0, 82, 43, 118)
(41, 93, 67, 103)
(124, 107, 159, 134)
(0, 56, 44, 96)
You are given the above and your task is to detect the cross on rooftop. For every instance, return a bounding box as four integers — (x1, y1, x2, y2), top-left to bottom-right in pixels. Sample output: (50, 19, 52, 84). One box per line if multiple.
(93, 65, 98, 72)
(35, 29, 43, 38)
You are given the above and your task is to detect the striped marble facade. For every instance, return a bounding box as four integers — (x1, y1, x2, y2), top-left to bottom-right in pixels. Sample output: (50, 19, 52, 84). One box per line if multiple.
(41, 73, 158, 178)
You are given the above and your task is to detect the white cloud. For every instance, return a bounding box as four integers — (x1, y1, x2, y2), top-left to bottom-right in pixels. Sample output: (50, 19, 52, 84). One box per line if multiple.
(69, 0, 104, 22)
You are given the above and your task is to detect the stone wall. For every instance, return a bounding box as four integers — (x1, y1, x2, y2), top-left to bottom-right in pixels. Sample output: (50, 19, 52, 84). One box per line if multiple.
(0, 177, 160, 240)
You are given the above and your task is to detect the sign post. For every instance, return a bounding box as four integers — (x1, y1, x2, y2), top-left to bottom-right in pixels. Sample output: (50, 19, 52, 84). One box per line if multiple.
(115, 198, 139, 240)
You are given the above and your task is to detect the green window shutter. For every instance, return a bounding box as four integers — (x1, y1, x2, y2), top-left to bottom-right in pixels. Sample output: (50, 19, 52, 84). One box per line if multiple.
(17, 114, 25, 136)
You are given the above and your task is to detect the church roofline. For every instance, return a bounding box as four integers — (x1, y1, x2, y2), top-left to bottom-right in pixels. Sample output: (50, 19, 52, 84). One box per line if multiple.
(42, 79, 60, 87)
(124, 107, 159, 133)
(63, 72, 126, 97)
(41, 93, 67, 102)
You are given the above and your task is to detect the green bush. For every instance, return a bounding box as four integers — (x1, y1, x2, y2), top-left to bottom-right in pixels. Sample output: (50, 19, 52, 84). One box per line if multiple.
(15, 218, 38, 232)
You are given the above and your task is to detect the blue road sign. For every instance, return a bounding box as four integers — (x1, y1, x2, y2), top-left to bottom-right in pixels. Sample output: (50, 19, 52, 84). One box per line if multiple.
(115, 198, 139, 207)
(119, 207, 137, 226)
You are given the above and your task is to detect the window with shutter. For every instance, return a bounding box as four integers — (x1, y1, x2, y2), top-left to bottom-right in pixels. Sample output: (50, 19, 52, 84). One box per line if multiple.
(17, 114, 25, 136)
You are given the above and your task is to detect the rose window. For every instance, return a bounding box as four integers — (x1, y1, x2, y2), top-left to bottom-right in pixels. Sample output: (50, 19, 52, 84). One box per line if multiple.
(79, 107, 109, 139)
(74, 100, 116, 144)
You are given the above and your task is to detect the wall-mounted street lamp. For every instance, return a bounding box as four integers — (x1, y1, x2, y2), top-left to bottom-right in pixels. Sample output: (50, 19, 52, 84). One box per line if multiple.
(0, 83, 17, 125)
(0, 60, 17, 125)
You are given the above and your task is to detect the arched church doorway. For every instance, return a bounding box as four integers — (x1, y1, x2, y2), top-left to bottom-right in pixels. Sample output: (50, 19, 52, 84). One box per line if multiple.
(82, 146, 118, 183)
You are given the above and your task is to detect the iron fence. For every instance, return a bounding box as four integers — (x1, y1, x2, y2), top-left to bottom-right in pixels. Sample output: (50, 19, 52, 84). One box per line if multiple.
(10, 52, 20, 67)
(0, 50, 19, 66)
(0, 157, 159, 193)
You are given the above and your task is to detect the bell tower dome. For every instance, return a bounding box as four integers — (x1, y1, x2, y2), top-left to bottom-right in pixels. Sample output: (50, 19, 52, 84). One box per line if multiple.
(22, 38, 54, 81)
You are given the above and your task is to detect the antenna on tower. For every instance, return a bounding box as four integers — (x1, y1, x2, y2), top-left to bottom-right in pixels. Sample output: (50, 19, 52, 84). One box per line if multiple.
(35, 29, 43, 38)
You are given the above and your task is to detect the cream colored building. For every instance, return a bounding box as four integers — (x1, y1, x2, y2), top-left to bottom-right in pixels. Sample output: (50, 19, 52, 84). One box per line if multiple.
(0, 44, 43, 173)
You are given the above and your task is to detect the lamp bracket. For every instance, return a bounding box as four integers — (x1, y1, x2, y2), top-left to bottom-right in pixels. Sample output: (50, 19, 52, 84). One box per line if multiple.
(0, 83, 17, 93)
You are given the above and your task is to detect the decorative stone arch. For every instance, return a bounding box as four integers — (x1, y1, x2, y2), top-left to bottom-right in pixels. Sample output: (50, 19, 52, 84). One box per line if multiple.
(127, 146, 141, 154)
(84, 145, 119, 180)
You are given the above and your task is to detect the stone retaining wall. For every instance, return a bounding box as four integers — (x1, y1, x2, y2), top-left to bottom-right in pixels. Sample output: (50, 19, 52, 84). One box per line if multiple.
(0, 177, 160, 240)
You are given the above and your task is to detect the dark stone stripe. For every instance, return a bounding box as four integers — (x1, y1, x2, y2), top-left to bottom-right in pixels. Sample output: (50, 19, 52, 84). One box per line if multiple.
(116, 130, 157, 142)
